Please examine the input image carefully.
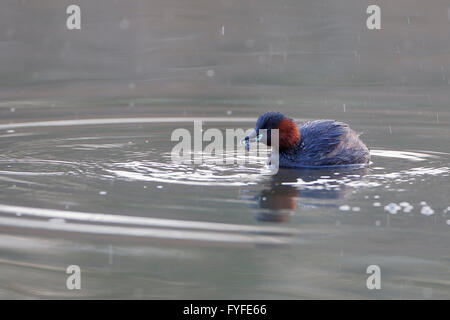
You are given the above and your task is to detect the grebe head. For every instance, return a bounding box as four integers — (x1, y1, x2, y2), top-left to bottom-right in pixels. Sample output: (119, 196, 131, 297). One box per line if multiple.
(245, 112, 300, 150)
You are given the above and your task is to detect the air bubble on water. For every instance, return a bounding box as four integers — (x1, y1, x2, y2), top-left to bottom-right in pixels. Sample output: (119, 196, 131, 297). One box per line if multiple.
(373, 202, 381, 207)
(384, 203, 401, 214)
(339, 205, 350, 211)
(375, 220, 381, 227)
(99, 191, 108, 195)
(206, 69, 215, 77)
(420, 206, 434, 216)
(403, 205, 414, 213)
(399, 202, 410, 207)
(10, 108, 15, 112)
(352, 207, 360, 212)
(157, 185, 163, 189)
(374, 195, 380, 199)
(420, 201, 427, 206)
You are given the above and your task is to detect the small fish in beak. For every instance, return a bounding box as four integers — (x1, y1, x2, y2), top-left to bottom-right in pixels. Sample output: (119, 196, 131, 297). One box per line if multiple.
(242, 129, 262, 151)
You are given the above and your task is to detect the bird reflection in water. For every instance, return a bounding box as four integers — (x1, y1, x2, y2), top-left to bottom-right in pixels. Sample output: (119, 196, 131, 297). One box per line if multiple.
(244, 166, 368, 223)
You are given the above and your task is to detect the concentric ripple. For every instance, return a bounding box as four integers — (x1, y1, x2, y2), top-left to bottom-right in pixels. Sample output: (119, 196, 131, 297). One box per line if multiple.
(0, 117, 448, 245)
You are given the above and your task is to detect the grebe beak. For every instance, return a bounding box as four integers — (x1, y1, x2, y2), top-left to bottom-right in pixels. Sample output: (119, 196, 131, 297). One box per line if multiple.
(243, 129, 257, 142)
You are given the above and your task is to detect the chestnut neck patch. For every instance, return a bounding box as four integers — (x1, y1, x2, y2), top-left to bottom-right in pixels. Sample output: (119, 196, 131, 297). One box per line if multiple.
(277, 118, 300, 150)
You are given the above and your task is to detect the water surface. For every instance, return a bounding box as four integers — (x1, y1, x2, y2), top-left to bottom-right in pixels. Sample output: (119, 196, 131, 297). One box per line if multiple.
(0, 0, 449, 299)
